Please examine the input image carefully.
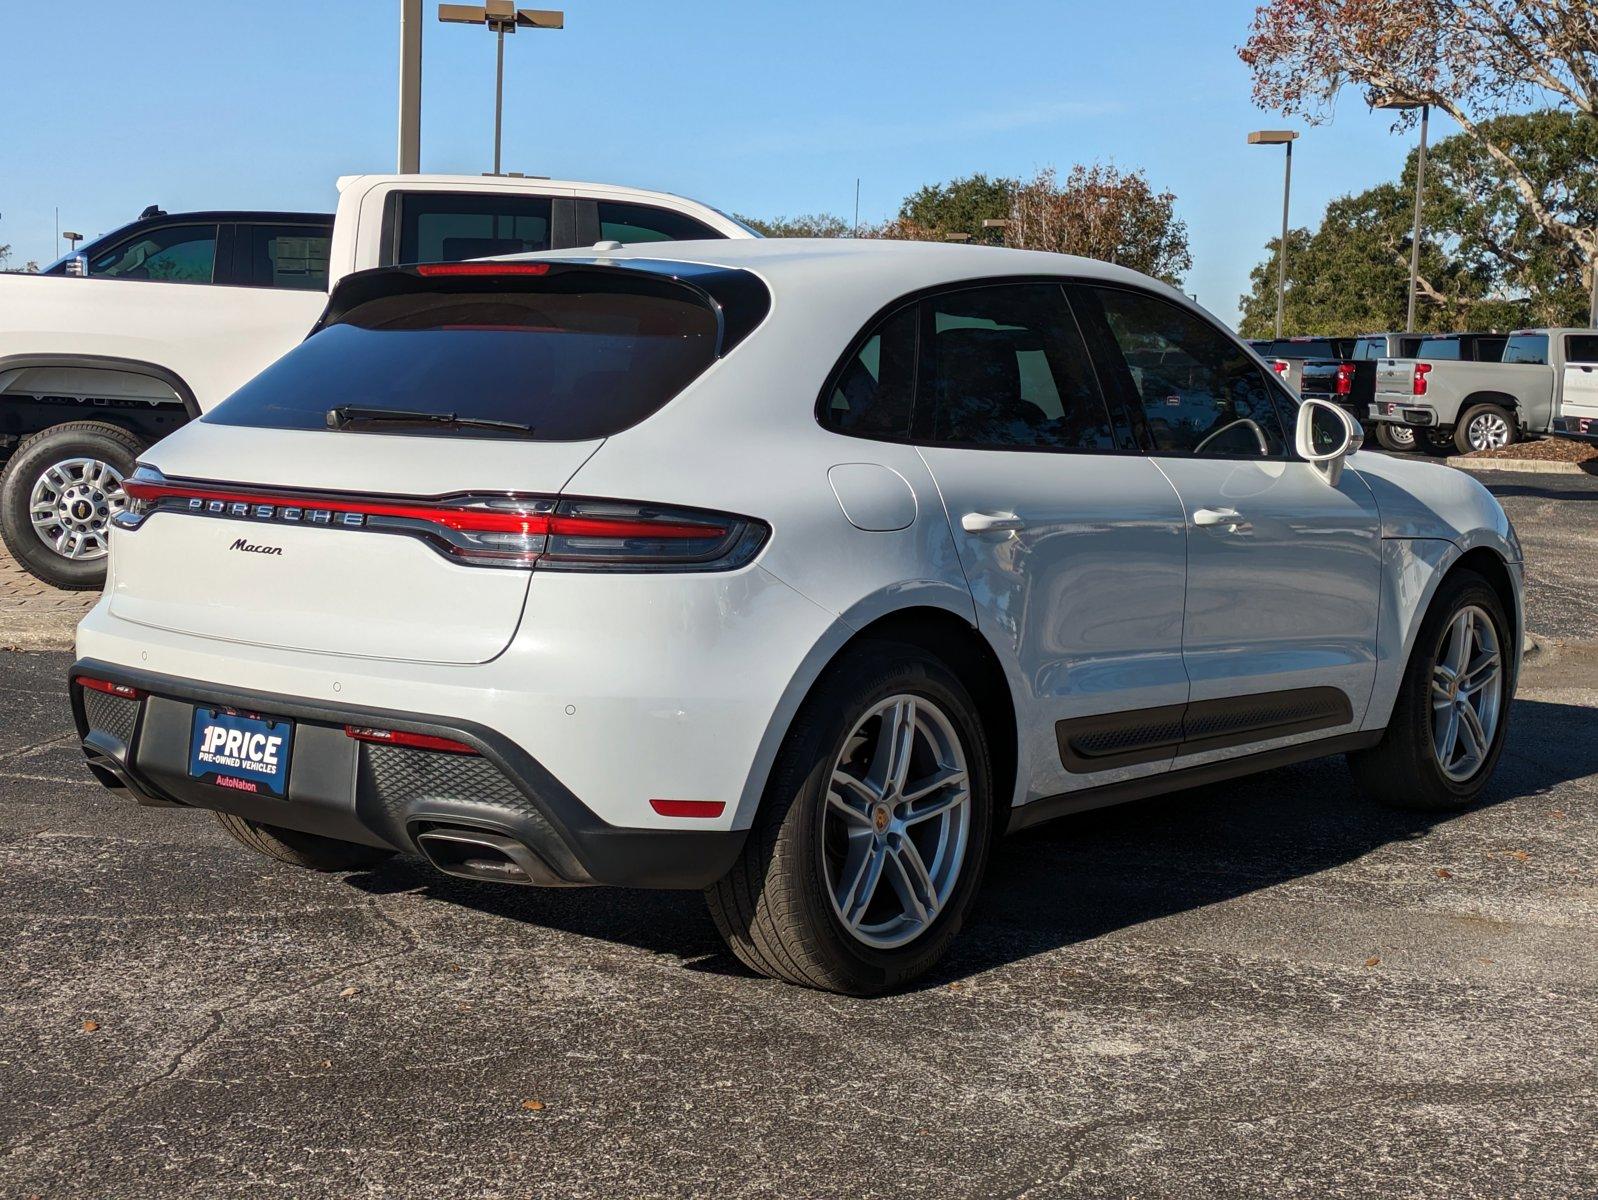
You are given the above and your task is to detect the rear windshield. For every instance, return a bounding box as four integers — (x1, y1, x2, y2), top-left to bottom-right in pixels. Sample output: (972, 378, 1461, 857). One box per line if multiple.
(1255, 339, 1349, 360)
(1502, 334, 1549, 365)
(204, 272, 724, 440)
(1414, 337, 1463, 360)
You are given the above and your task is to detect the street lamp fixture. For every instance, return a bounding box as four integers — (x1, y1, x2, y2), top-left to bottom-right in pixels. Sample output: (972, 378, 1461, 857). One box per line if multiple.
(1371, 92, 1430, 335)
(1248, 129, 1298, 341)
(438, 2, 564, 175)
(62, 231, 83, 249)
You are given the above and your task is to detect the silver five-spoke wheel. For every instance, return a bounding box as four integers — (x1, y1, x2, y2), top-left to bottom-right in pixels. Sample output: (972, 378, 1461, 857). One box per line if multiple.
(1466, 411, 1511, 451)
(28, 457, 126, 561)
(823, 694, 971, 949)
(1431, 604, 1503, 782)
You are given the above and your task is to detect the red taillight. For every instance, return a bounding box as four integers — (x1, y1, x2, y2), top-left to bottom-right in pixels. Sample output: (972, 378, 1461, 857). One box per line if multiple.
(76, 676, 141, 699)
(1414, 363, 1432, 396)
(649, 799, 727, 819)
(1335, 363, 1356, 395)
(120, 472, 768, 573)
(344, 726, 479, 755)
(415, 262, 551, 277)
(1271, 359, 1290, 376)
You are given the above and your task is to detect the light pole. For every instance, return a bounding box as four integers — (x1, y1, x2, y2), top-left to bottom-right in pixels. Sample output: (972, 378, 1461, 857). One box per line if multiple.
(1373, 95, 1430, 333)
(438, 2, 564, 176)
(1248, 130, 1298, 340)
(398, 0, 423, 173)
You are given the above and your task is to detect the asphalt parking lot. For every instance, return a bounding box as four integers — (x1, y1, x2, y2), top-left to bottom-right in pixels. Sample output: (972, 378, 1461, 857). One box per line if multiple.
(2, 466, 1595, 1199)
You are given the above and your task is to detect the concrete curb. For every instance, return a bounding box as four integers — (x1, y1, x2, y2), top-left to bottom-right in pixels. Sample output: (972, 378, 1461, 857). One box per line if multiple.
(1449, 457, 1595, 476)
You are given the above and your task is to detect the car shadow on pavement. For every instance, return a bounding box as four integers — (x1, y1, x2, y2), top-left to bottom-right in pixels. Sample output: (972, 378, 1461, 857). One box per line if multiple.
(343, 697, 1598, 992)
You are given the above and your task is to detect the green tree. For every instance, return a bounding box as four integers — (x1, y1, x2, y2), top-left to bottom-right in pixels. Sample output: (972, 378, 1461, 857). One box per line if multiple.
(896, 173, 1016, 241)
(734, 212, 853, 238)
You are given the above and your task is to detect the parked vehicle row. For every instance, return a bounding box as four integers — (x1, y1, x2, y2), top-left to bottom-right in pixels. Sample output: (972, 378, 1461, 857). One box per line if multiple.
(1369, 328, 1598, 454)
(0, 174, 753, 588)
(71, 241, 1524, 994)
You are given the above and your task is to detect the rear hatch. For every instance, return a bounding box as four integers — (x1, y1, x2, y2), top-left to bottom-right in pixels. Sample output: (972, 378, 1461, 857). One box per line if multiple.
(112, 260, 762, 664)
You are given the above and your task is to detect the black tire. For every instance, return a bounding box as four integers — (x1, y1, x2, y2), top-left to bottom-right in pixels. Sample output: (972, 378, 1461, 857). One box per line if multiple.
(1348, 569, 1513, 811)
(1375, 423, 1418, 453)
(706, 641, 994, 995)
(1420, 429, 1454, 456)
(0, 421, 145, 590)
(214, 811, 396, 872)
(1453, 403, 1518, 455)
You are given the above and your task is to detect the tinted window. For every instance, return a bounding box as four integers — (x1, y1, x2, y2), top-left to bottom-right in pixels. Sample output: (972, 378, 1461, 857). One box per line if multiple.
(1087, 287, 1286, 458)
(88, 223, 217, 283)
(597, 201, 722, 244)
(1258, 338, 1346, 360)
(1471, 336, 1507, 362)
(1352, 337, 1387, 360)
(1415, 337, 1463, 360)
(240, 224, 331, 290)
(396, 193, 551, 264)
(1566, 335, 1598, 364)
(920, 285, 1116, 451)
(205, 272, 726, 441)
(822, 306, 918, 438)
(1502, 334, 1550, 365)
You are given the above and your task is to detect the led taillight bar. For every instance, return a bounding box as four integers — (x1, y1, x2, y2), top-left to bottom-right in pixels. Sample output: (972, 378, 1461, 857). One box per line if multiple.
(76, 676, 142, 699)
(344, 726, 480, 755)
(415, 262, 552, 277)
(120, 479, 725, 540)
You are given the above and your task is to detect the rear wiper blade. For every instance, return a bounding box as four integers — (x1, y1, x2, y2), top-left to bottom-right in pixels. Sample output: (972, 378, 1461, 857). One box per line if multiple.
(326, 406, 536, 437)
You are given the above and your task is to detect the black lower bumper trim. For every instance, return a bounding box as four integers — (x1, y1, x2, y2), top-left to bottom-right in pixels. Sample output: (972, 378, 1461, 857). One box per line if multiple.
(70, 658, 746, 890)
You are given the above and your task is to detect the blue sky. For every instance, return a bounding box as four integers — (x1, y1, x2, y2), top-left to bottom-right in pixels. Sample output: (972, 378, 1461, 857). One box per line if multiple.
(1, 0, 1447, 326)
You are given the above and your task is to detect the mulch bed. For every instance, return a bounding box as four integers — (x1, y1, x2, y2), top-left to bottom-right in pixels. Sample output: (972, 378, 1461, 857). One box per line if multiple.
(1461, 437, 1598, 464)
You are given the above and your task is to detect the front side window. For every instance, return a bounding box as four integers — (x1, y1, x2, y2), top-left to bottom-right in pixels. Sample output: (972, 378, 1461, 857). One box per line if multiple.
(822, 306, 919, 439)
(1502, 334, 1550, 365)
(1084, 286, 1286, 458)
(919, 284, 1117, 452)
(241, 224, 331, 290)
(597, 201, 722, 244)
(1352, 337, 1387, 360)
(1565, 334, 1598, 364)
(88, 223, 217, 283)
(396, 193, 551, 264)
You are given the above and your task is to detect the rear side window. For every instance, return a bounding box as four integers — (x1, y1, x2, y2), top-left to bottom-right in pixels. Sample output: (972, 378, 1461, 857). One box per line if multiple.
(1352, 337, 1386, 360)
(204, 271, 732, 441)
(919, 284, 1117, 451)
(239, 224, 331, 290)
(1082, 286, 1286, 458)
(823, 306, 919, 438)
(88, 223, 217, 283)
(1566, 335, 1598, 364)
(598, 201, 723, 244)
(396, 193, 552, 263)
(1502, 334, 1550, 365)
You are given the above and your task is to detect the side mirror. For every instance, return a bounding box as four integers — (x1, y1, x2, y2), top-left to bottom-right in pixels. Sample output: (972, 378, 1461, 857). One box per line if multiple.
(63, 253, 88, 277)
(1295, 398, 1361, 486)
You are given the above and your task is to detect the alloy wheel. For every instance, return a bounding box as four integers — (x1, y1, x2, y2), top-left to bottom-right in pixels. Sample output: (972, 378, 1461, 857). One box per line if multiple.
(28, 457, 127, 561)
(1466, 412, 1512, 451)
(822, 694, 972, 950)
(1430, 604, 1503, 782)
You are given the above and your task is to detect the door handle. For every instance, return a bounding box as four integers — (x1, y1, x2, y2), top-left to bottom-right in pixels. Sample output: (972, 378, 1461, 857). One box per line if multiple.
(961, 511, 1026, 534)
(1193, 507, 1250, 532)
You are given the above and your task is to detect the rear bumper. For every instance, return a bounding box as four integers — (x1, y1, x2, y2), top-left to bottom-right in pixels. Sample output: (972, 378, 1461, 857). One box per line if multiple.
(1552, 415, 1598, 444)
(70, 659, 747, 889)
(1368, 400, 1438, 427)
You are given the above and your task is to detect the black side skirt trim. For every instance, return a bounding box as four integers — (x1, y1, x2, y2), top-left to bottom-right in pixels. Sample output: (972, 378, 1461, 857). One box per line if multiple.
(1057, 686, 1354, 772)
(1012, 729, 1382, 833)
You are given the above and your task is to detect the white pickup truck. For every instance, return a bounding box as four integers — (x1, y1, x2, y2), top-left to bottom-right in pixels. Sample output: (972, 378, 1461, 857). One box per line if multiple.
(0, 173, 753, 587)
(1369, 327, 1598, 455)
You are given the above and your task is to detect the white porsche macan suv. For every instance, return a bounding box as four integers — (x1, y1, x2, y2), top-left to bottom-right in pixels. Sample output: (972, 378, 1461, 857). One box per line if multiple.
(72, 240, 1523, 994)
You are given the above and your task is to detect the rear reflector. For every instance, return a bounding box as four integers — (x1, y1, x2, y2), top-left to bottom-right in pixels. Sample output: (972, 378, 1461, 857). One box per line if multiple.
(649, 799, 727, 819)
(415, 262, 552, 277)
(344, 726, 479, 755)
(76, 676, 141, 699)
